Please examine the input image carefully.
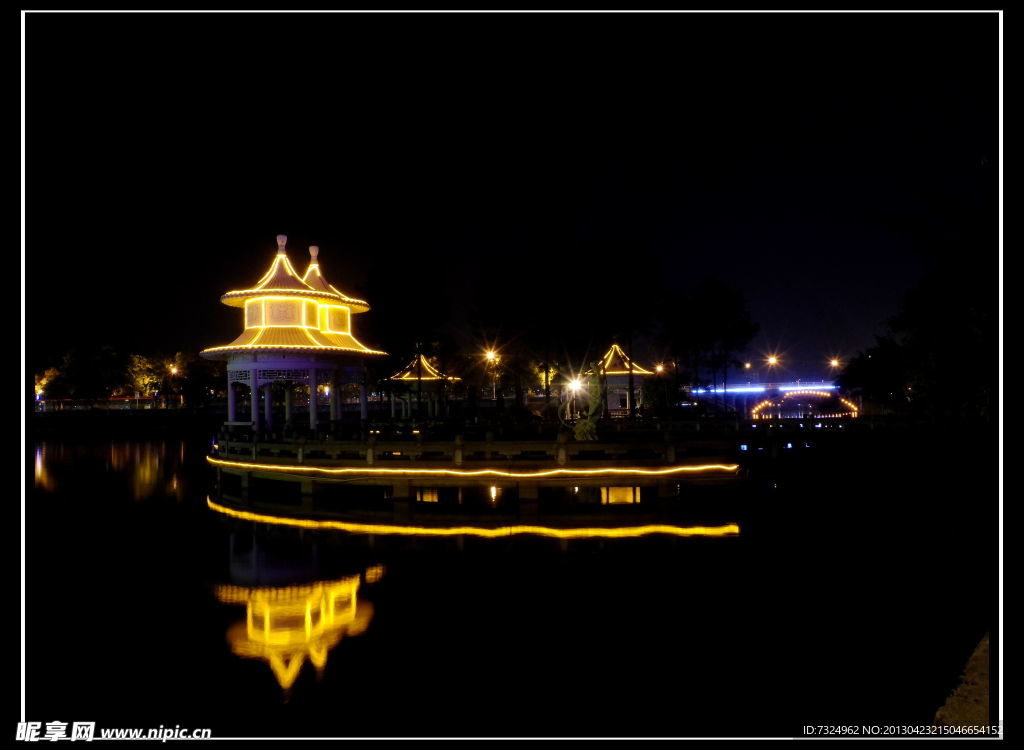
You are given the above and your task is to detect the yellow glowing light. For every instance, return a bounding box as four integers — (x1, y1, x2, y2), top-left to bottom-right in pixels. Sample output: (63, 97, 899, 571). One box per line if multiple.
(744, 362, 752, 369)
(767, 355, 779, 366)
(781, 390, 834, 399)
(588, 344, 655, 377)
(829, 358, 840, 368)
(169, 365, 178, 375)
(655, 364, 664, 373)
(485, 350, 498, 362)
(601, 486, 639, 505)
(204, 239, 384, 359)
(207, 498, 740, 539)
(215, 572, 376, 691)
(489, 486, 498, 502)
(391, 354, 461, 382)
(568, 378, 583, 393)
(207, 456, 739, 478)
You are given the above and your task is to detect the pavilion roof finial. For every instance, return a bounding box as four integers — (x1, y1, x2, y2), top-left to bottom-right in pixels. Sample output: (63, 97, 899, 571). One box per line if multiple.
(309, 245, 319, 263)
(276, 234, 288, 253)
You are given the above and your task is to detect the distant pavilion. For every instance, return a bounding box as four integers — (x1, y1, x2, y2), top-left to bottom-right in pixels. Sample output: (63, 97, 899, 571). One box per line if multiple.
(201, 235, 386, 432)
(586, 343, 656, 413)
(389, 354, 460, 419)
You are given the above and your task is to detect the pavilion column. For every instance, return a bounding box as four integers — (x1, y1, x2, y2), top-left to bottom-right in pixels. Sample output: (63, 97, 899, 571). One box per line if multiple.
(249, 370, 260, 430)
(330, 373, 340, 421)
(263, 383, 273, 430)
(284, 384, 293, 426)
(390, 391, 396, 418)
(309, 367, 319, 431)
(359, 383, 368, 421)
(227, 378, 237, 422)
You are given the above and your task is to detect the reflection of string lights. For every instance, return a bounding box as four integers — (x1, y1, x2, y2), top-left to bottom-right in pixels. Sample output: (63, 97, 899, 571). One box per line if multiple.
(207, 497, 741, 539)
(207, 455, 739, 477)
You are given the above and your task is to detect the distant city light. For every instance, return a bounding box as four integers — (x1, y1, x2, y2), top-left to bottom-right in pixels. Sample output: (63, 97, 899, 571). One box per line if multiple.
(766, 355, 779, 366)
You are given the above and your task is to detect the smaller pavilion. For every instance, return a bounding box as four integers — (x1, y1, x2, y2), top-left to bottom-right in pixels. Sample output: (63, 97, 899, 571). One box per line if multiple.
(201, 235, 386, 434)
(389, 354, 460, 419)
(586, 343, 656, 414)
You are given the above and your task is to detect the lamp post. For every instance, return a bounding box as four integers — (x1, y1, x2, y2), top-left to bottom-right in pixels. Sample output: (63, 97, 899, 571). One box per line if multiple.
(568, 377, 582, 419)
(484, 350, 499, 401)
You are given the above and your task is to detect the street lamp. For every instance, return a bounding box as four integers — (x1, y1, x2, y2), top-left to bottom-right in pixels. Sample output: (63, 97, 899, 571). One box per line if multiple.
(566, 377, 584, 418)
(484, 350, 499, 399)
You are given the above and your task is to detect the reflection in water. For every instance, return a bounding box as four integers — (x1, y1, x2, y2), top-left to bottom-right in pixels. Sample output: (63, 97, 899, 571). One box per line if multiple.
(215, 573, 378, 692)
(208, 497, 741, 539)
(601, 486, 639, 504)
(33, 441, 186, 502)
(215, 530, 384, 694)
(34, 446, 56, 492)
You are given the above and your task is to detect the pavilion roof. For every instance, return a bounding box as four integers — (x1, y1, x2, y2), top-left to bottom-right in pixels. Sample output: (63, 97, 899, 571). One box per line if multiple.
(201, 326, 386, 359)
(390, 354, 460, 381)
(300, 245, 371, 313)
(586, 343, 655, 376)
(219, 236, 369, 311)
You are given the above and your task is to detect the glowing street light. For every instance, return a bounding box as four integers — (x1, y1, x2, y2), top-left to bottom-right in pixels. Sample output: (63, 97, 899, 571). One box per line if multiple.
(655, 364, 664, 373)
(565, 377, 586, 419)
(484, 349, 500, 399)
(766, 355, 779, 367)
(829, 358, 841, 369)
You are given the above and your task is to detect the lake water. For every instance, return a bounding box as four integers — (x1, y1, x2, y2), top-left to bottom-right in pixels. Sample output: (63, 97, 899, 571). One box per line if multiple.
(26, 430, 996, 738)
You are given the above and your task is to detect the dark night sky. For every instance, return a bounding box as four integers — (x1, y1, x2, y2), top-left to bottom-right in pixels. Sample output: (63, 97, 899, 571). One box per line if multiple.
(25, 11, 999, 380)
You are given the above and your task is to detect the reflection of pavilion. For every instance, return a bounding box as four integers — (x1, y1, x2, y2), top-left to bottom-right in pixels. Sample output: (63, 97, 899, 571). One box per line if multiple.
(586, 344, 656, 413)
(215, 572, 379, 692)
(388, 354, 460, 419)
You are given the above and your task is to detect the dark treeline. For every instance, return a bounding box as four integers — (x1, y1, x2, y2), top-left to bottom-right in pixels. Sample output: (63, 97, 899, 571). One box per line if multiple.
(30, 272, 761, 410)
(837, 197, 997, 423)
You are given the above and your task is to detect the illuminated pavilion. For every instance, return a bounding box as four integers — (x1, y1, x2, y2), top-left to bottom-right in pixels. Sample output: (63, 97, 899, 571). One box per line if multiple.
(388, 354, 460, 419)
(202, 235, 386, 432)
(586, 343, 656, 413)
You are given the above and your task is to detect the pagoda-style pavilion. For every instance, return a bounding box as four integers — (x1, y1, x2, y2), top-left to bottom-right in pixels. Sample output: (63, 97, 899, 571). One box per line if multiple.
(388, 354, 460, 419)
(586, 343, 656, 413)
(201, 235, 386, 432)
